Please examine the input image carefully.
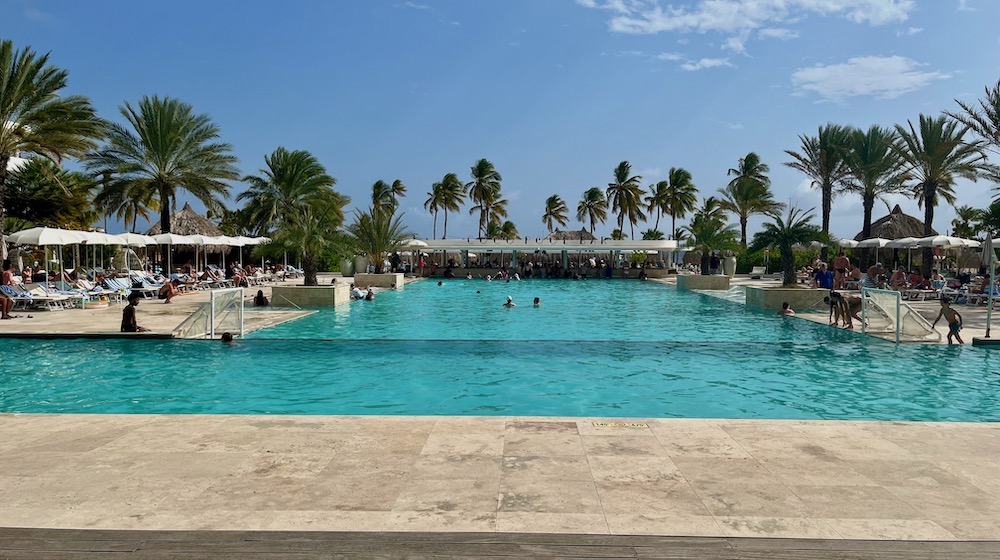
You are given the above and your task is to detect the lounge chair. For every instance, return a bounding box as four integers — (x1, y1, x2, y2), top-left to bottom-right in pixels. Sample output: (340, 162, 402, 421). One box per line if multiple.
(749, 266, 766, 279)
(1, 285, 35, 310)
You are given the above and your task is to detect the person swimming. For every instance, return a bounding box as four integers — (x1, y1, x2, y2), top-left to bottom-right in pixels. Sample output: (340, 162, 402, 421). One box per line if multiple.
(502, 295, 516, 307)
(533, 297, 540, 307)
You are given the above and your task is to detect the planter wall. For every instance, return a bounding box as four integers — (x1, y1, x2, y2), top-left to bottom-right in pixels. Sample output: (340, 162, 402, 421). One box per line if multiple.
(677, 275, 730, 290)
(271, 285, 351, 307)
(744, 286, 828, 312)
(354, 273, 405, 289)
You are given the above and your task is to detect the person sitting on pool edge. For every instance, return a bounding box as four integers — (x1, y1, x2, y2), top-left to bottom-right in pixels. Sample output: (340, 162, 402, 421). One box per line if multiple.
(121, 292, 150, 332)
(503, 295, 516, 307)
(777, 302, 794, 316)
(253, 289, 269, 307)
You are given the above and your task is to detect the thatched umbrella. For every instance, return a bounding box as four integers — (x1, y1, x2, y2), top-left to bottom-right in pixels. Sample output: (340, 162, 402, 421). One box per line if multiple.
(543, 228, 597, 242)
(146, 202, 226, 271)
(854, 205, 936, 269)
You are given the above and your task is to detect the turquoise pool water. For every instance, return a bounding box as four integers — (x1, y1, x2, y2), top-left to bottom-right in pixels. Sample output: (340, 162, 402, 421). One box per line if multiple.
(3, 280, 999, 420)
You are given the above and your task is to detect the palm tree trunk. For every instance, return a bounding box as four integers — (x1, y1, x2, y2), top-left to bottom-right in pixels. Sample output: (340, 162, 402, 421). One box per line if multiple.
(821, 182, 832, 263)
(782, 248, 796, 286)
(654, 210, 661, 231)
(671, 214, 677, 240)
(0, 155, 9, 238)
(432, 212, 438, 239)
(159, 187, 171, 234)
(922, 191, 935, 277)
(303, 254, 318, 286)
(443, 211, 449, 239)
(861, 195, 875, 269)
(700, 253, 710, 276)
(740, 218, 748, 248)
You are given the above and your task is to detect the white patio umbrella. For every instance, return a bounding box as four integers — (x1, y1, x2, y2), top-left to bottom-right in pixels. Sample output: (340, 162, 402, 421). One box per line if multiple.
(216, 235, 244, 269)
(152, 233, 195, 274)
(116, 233, 157, 272)
(914, 235, 972, 249)
(77, 231, 125, 272)
(837, 239, 859, 249)
(856, 237, 891, 268)
(7, 227, 87, 284)
(887, 237, 919, 270)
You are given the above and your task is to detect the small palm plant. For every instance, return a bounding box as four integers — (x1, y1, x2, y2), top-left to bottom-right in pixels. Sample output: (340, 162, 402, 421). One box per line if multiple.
(749, 206, 828, 287)
(346, 209, 411, 273)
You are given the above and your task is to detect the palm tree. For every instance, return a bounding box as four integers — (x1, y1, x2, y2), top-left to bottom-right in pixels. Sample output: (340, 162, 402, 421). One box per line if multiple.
(87, 95, 239, 234)
(749, 206, 828, 286)
(839, 125, 907, 268)
(238, 147, 348, 285)
(467, 158, 502, 237)
(662, 167, 698, 240)
(469, 183, 507, 236)
(948, 79, 1000, 157)
(542, 194, 569, 233)
(683, 198, 740, 275)
(371, 178, 407, 216)
(951, 205, 983, 239)
(6, 159, 99, 230)
(641, 228, 664, 240)
(576, 187, 608, 234)
(606, 161, 645, 238)
(486, 220, 520, 240)
(784, 125, 851, 261)
(390, 179, 406, 209)
(645, 181, 669, 231)
(0, 39, 104, 238)
(346, 209, 411, 274)
(94, 175, 160, 232)
(719, 153, 784, 247)
(978, 201, 1000, 237)
(424, 174, 465, 239)
(894, 114, 991, 276)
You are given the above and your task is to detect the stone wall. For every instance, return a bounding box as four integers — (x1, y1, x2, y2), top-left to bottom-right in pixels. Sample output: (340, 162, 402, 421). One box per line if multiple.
(745, 286, 828, 312)
(271, 285, 351, 307)
(354, 273, 405, 289)
(676, 275, 730, 291)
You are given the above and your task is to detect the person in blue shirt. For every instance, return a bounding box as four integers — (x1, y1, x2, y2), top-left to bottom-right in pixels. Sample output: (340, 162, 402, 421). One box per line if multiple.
(812, 262, 834, 289)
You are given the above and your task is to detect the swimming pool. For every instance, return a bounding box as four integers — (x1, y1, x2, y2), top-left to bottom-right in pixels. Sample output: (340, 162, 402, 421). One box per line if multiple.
(3, 280, 999, 420)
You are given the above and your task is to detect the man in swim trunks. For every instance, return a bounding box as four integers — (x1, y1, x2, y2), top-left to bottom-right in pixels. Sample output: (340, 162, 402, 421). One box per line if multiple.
(833, 251, 850, 289)
(1, 259, 15, 319)
(863, 262, 885, 289)
(932, 298, 964, 344)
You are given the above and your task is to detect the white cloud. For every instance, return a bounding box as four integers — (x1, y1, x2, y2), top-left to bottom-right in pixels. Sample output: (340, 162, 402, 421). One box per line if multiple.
(895, 26, 922, 36)
(957, 0, 975, 12)
(400, 1, 431, 9)
(656, 52, 685, 61)
(681, 57, 733, 71)
(636, 167, 662, 180)
(759, 27, 799, 40)
(577, 0, 914, 53)
(791, 55, 949, 100)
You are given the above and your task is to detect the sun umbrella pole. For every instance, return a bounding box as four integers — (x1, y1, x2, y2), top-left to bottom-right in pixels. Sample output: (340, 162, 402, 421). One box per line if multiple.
(988, 249, 995, 338)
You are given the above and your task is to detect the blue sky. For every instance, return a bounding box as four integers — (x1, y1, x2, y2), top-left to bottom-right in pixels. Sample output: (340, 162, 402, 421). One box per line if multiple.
(4, 0, 999, 240)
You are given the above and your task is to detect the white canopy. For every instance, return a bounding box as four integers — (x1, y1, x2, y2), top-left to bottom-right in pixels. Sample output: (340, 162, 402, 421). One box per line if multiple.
(837, 239, 859, 248)
(855, 237, 891, 248)
(914, 235, 978, 249)
(885, 237, 919, 249)
(116, 232, 158, 246)
(153, 233, 195, 245)
(7, 227, 86, 246)
(77, 231, 125, 245)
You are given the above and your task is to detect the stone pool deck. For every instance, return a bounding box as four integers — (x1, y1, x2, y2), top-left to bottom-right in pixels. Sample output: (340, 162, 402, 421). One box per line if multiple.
(1, 414, 998, 540)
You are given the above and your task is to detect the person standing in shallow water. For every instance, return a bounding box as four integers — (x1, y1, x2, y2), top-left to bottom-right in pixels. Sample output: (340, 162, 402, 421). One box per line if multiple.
(932, 298, 964, 345)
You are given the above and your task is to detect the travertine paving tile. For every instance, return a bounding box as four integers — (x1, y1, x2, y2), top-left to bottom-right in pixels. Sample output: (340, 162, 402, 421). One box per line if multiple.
(757, 456, 877, 486)
(581, 435, 669, 457)
(392, 478, 499, 512)
(502, 455, 593, 482)
(411, 453, 502, 482)
(587, 455, 682, 484)
(823, 518, 957, 540)
(0, 452, 78, 476)
(790, 485, 924, 520)
(715, 516, 842, 539)
(652, 424, 752, 459)
(47, 508, 275, 531)
(605, 512, 723, 536)
(846, 459, 971, 488)
(385, 510, 496, 532)
(300, 473, 411, 511)
(596, 480, 710, 516)
(431, 417, 505, 435)
(886, 484, 1000, 521)
(673, 457, 783, 486)
(500, 479, 602, 514)
(938, 519, 1000, 540)
(496, 512, 609, 533)
(267, 510, 388, 531)
(503, 433, 585, 456)
(421, 432, 504, 456)
(0, 507, 62, 528)
(694, 483, 812, 518)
